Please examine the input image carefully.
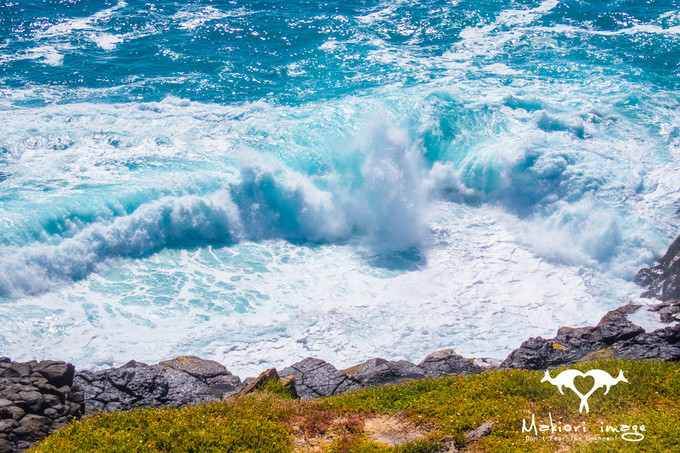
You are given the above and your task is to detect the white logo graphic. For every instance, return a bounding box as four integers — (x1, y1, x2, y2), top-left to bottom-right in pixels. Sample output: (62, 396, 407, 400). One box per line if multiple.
(541, 369, 628, 413)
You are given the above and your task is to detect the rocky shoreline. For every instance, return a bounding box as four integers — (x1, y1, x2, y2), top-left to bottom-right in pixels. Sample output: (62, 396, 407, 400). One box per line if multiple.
(2, 234, 679, 452)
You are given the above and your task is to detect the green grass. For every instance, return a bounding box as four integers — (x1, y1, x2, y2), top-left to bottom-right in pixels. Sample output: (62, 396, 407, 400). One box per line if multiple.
(33, 359, 680, 452)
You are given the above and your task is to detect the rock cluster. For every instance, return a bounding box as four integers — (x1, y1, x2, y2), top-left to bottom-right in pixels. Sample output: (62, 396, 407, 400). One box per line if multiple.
(0, 359, 83, 453)
(280, 350, 483, 399)
(503, 233, 680, 370)
(502, 300, 680, 369)
(74, 356, 241, 415)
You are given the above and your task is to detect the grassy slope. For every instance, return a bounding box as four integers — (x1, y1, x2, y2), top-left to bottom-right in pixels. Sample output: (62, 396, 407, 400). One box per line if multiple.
(33, 360, 680, 452)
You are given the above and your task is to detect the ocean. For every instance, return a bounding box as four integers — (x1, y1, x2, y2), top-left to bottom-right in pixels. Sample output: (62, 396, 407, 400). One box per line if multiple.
(1, 0, 679, 376)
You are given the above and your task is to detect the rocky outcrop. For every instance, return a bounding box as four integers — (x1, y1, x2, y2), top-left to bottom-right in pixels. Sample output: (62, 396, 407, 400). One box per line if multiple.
(0, 359, 83, 452)
(343, 358, 426, 387)
(280, 358, 361, 399)
(635, 234, 680, 301)
(502, 300, 680, 369)
(343, 350, 482, 388)
(418, 350, 484, 377)
(74, 356, 241, 415)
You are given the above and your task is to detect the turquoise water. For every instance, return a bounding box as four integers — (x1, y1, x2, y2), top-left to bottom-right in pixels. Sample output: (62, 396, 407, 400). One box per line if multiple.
(1, 0, 679, 374)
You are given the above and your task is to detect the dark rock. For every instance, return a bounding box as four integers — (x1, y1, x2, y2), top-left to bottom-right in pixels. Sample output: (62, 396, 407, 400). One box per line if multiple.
(280, 357, 360, 399)
(636, 234, 680, 301)
(503, 300, 680, 369)
(16, 390, 44, 413)
(14, 414, 50, 437)
(163, 368, 222, 405)
(74, 358, 237, 415)
(34, 361, 75, 388)
(159, 355, 231, 380)
(0, 420, 18, 434)
(344, 358, 425, 387)
(0, 358, 82, 451)
(418, 350, 483, 377)
(0, 405, 24, 422)
(238, 368, 280, 396)
(160, 356, 241, 396)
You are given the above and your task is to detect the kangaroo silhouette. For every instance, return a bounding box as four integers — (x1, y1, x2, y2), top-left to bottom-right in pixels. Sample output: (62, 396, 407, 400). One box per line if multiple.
(541, 369, 627, 413)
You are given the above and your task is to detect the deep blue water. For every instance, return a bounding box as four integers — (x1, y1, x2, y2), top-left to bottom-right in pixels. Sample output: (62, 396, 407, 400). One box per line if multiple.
(1, 0, 679, 373)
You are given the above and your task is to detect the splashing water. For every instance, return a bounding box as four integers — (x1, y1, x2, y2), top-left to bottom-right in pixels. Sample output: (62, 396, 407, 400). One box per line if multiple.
(1, 0, 679, 374)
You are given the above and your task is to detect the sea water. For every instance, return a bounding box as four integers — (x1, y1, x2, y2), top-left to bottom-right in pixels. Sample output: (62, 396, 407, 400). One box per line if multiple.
(1, 0, 679, 375)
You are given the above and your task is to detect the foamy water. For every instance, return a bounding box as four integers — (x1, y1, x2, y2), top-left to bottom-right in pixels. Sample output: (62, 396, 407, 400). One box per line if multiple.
(1, 0, 679, 375)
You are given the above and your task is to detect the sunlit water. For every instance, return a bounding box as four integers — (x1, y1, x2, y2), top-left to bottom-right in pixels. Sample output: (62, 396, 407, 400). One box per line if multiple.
(1, 0, 679, 375)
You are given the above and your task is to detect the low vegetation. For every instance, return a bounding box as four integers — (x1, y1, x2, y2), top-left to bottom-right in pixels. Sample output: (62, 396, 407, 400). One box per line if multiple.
(33, 359, 680, 452)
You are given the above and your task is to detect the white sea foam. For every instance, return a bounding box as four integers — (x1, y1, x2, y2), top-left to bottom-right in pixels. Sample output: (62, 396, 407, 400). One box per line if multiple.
(1, 46, 678, 373)
(0, 202, 641, 376)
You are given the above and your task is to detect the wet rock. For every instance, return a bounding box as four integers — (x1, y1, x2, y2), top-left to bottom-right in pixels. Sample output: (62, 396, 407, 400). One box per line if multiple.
(636, 234, 680, 301)
(280, 357, 360, 399)
(418, 350, 483, 377)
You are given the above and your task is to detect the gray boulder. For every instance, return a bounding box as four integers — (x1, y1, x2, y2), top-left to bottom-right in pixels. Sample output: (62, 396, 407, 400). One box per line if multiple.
(343, 358, 425, 387)
(279, 358, 360, 399)
(418, 350, 484, 377)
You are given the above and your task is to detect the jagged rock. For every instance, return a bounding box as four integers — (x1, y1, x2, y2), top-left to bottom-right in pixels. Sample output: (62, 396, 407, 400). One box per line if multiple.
(159, 356, 241, 393)
(280, 358, 360, 399)
(238, 368, 280, 395)
(502, 300, 680, 369)
(418, 350, 483, 377)
(636, 234, 680, 301)
(343, 358, 425, 387)
(74, 359, 229, 415)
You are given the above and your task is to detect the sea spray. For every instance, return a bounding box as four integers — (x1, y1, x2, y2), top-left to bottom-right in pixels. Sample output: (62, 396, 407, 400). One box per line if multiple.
(0, 0, 678, 374)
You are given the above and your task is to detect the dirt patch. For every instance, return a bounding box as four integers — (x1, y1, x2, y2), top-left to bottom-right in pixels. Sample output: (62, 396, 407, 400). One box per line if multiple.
(290, 412, 430, 451)
(363, 415, 429, 446)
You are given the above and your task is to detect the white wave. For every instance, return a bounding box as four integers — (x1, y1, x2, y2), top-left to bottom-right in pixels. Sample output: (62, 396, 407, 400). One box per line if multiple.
(0, 201, 641, 376)
(172, 6, 234, 30)
(37, 1, 128, 38)
(3, 45, 65, 66)
(90, 33, 125, 50)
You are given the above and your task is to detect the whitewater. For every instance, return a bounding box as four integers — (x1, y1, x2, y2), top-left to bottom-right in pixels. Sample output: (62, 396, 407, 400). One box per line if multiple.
(1, 0, 679, 375)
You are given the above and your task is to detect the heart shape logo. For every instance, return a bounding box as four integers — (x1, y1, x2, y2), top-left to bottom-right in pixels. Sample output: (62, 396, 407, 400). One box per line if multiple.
(573, 374, 596, 398)
(541, 369, 628, 413)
